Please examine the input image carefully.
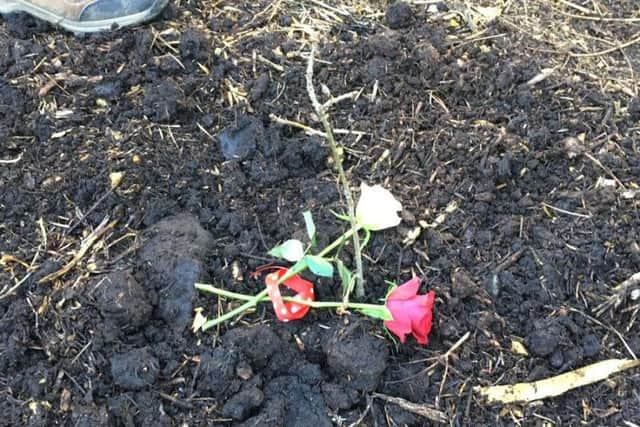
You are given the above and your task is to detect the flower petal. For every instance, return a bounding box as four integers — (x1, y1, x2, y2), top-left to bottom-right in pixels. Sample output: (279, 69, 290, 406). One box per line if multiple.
(384, 317, 411, 343)
(410, 291, 435, 343)
(385, 299, 414, 342)
(385, 282, 435, 346)
(356, 183, 402, 231)
(411, 310, 433, 342)
(387, 277, 421, 301)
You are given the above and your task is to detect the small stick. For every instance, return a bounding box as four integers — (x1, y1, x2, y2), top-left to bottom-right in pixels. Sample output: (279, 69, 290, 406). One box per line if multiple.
(583, 152, 626, 189)
(347, 395, 373, 427)
(66, 172, 124, 236)
(39, 216, 117, 284)
(65, 189, 116, 236)
(407, 331, 471, 365)
(554, 8, 640, 22)
(570, 31, 640, 58)
(568, 307, 637, 360)
(322, 90, 359, 109)
(595, 272, 640, 317)
(540, 202, 592, 218)
(476, 359, 640, 404)
(0, 153, 23, 164)
(372, 393, 448, 423)
(269, 113, 369, 138)
(558, 0, 593, 14)
(269, 113, 326, 136)
(494, 249, 525, 273)
(0, 273, 32, 301)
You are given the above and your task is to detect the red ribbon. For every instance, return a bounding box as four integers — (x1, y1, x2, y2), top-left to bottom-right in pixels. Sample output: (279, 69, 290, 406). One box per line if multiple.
(260, 267, 315, 322)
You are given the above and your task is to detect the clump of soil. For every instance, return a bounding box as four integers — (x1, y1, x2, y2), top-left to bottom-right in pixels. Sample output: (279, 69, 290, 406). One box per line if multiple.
(385, 2, 414, 29)
(324, 325, 389, 392)
(92, 270, 152, 329)
(110, 347, 160, 390)
(137, 213, 214, 331)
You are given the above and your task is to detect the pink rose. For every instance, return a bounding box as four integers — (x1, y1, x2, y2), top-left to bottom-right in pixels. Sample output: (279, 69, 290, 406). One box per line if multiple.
(384, 277, 435, 345)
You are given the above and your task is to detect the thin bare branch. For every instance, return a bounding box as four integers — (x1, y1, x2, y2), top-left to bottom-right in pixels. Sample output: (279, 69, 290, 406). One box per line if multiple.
(305, 43, 365, 300)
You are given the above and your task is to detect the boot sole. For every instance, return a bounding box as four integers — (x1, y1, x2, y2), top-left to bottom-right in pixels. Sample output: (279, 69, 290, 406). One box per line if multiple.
(0, 0, 168, 33)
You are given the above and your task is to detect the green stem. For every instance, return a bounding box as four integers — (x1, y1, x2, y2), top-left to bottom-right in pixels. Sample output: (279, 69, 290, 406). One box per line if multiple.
(301, 300, 383, 310)
(319, 226, 358, 257)
(200, 288, 268, 331)
(198, 226, 360, 330)
(196, 283, 384, 311)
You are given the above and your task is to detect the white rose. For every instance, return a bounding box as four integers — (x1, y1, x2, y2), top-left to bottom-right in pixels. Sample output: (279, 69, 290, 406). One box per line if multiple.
(355, 183, 402, 231)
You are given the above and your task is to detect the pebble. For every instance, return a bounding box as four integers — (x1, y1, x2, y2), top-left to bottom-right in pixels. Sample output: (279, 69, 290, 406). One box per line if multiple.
(217, 116, 262, 161)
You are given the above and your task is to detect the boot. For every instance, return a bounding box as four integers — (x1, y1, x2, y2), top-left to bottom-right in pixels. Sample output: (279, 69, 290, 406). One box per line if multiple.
(0, 0, 168, 33)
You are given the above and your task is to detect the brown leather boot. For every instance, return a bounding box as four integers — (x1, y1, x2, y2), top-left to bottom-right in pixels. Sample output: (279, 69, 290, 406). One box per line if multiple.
(0, 0, 168, 33)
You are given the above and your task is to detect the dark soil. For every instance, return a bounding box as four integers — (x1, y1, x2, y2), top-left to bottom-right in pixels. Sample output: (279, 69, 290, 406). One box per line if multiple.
(2, 1, 640, 425)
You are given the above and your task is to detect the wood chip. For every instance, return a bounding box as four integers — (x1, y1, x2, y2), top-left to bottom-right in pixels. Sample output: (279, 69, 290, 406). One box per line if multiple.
(475, 359, 640, 404)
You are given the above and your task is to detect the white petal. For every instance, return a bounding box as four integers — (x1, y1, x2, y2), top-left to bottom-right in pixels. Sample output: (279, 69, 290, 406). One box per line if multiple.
(356, 183, 402, 230)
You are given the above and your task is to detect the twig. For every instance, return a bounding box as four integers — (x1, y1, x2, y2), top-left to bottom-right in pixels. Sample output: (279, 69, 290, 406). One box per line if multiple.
(69, 340, 93, 365)
(541, 202, 593, 218)
(158, 391, 194, 410)
(39, 216, 117, 284)
(65, 189, 116, 236)
(595, 272, 640, 317)
(305, 43, 365, 300)
(308, 0, 351, 17)
(553, 8, 640, 22)
(567, 307, 637, 360)
(558, 0, 593, 14)
(0, 153, 23, 164)
(408, 331, 471, 365)
(347, 395, 373, 427)
(476, 359, 640, 404)
(0, 273, 32, 300)
(398, 331, 470, 405)
(372, 393, 448, 423)
(322, 90, 359, 109)
(494, 249, 525, 273)
(583, 152, 626, 189)
(269, 113, 369, 138)
(570, 31, 640, 58)
(269, 113, 326, 136)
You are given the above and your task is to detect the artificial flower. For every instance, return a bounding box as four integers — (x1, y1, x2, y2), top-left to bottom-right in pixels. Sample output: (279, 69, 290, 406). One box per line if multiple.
(384, 277, 435, 345)
(263, 267, 315, 322)
(355, 183, 402, 231)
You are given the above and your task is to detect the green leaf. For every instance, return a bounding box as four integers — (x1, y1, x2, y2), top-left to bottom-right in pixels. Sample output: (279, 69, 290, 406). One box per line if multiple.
(302, 211, 316, 244)
(268, 239, 305, 262)
(357, 306, 393, 321)
(304, 255, 334, 278)
(336, 259, 353, 296)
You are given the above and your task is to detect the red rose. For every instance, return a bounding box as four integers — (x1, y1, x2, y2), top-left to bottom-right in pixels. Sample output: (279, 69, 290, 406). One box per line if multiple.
(384, 277, 435, 345)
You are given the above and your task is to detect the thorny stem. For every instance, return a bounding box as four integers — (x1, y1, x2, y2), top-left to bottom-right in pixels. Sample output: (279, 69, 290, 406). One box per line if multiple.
(305, 42, 365, 303)
(199, 227, 359, 331)
(196, 283, 385, 311)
